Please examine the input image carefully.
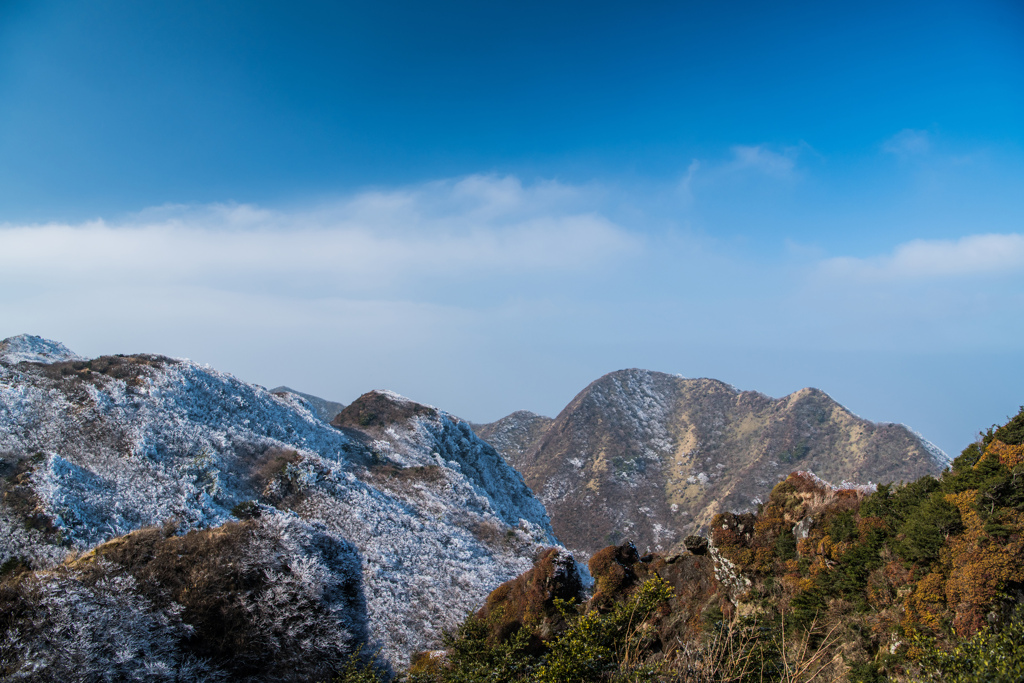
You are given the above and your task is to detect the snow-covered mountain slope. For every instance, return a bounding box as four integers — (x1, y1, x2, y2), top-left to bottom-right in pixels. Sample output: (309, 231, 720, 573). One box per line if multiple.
(269, 385, 346, 422)
(2, 513, 368, 682)
(471, 410, 554, 463)
(333, 390, 550, 532)
(0, 335, 558, 672)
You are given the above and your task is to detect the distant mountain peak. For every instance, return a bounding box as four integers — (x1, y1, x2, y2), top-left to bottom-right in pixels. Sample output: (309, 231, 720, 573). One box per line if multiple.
(0, 334, 83, 365)
(269, 385, 346, 422)
(474, 367, 947, 558)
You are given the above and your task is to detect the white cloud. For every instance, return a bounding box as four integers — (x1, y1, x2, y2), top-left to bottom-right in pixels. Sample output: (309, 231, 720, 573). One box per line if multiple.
(0, 175, 640, 297)
(882, 129, 931, 156)
(821, 233, 1024, 280)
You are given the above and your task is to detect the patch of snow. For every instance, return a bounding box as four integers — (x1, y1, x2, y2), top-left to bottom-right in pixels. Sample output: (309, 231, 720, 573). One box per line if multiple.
(376, 389, 430, 408)
(900, 424, 951, 466)
(0, 334, 84, 365)
(794, 470, 877, 495)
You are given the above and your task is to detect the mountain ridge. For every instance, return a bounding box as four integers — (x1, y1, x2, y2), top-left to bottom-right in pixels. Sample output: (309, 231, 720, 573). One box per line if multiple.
(474, 368, 947, 558)
(0, 334, 562, 675)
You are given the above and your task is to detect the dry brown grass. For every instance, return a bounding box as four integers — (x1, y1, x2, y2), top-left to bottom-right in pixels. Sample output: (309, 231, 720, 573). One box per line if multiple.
(250, 447, 311, 507)
(332, 390, 437, 430)
(659, 611, 848, 683)
(40, 354, 175, 385)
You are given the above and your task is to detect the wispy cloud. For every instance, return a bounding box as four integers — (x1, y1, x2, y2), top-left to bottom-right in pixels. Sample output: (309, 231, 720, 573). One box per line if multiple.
(821, 233, 1024, 280)
(678, 159, 701, 202)
(727, 145, 797, 178)
(673, 143, 805, 206)
(882, 129, 931, 156)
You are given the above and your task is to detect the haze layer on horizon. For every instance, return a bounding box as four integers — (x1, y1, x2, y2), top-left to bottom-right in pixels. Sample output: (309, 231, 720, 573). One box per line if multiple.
(1, 0, 1022, 457)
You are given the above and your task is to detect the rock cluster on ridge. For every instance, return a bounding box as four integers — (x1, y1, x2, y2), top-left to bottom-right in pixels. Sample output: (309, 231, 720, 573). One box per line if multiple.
(474, 368, 947, 558)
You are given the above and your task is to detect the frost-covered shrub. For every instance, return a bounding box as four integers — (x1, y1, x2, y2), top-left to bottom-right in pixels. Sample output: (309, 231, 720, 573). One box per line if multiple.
(0, 566, 223, 682)
(82, 514, 369, 682)
(251, 447, 311, 504)
(0, 513, 368, 682)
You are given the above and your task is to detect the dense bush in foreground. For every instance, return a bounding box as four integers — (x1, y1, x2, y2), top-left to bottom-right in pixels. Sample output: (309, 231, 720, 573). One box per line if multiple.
(709, 406, 1024, 681)
(400, 575, 673, 683)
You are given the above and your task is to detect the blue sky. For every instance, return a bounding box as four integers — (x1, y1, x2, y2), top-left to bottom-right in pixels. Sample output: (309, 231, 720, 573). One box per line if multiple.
(1, 0, 1023, 457)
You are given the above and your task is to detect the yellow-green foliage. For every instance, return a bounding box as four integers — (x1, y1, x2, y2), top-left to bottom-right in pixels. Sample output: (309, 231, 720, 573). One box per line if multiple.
(330, 648, 388, 683)
(411, 576, 673, 683)
(914, 608, 1024, 683)
(535, 577, 673, 683)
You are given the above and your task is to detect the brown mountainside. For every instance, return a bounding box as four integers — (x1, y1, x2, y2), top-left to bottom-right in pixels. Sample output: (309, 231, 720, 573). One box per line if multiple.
(473, 369, 946, 558)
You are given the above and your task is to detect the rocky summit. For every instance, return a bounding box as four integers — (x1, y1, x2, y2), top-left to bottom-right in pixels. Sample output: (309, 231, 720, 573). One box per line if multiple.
(474, 368, 948, 558)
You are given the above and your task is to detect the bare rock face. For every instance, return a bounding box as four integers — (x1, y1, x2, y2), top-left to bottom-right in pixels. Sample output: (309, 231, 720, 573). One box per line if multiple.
(683, 535, 709, 555)
(656, 550, 730, 641)
(333, 389, 438, 430)
(474, 546, 585, 646)
(587, 540, 730, 644)
(476, 369, 947, 558)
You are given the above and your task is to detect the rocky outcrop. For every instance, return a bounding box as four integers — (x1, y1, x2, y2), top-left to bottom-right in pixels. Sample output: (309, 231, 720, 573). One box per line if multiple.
(475, 547, 584, 646)
(587, 540, 730, 641)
